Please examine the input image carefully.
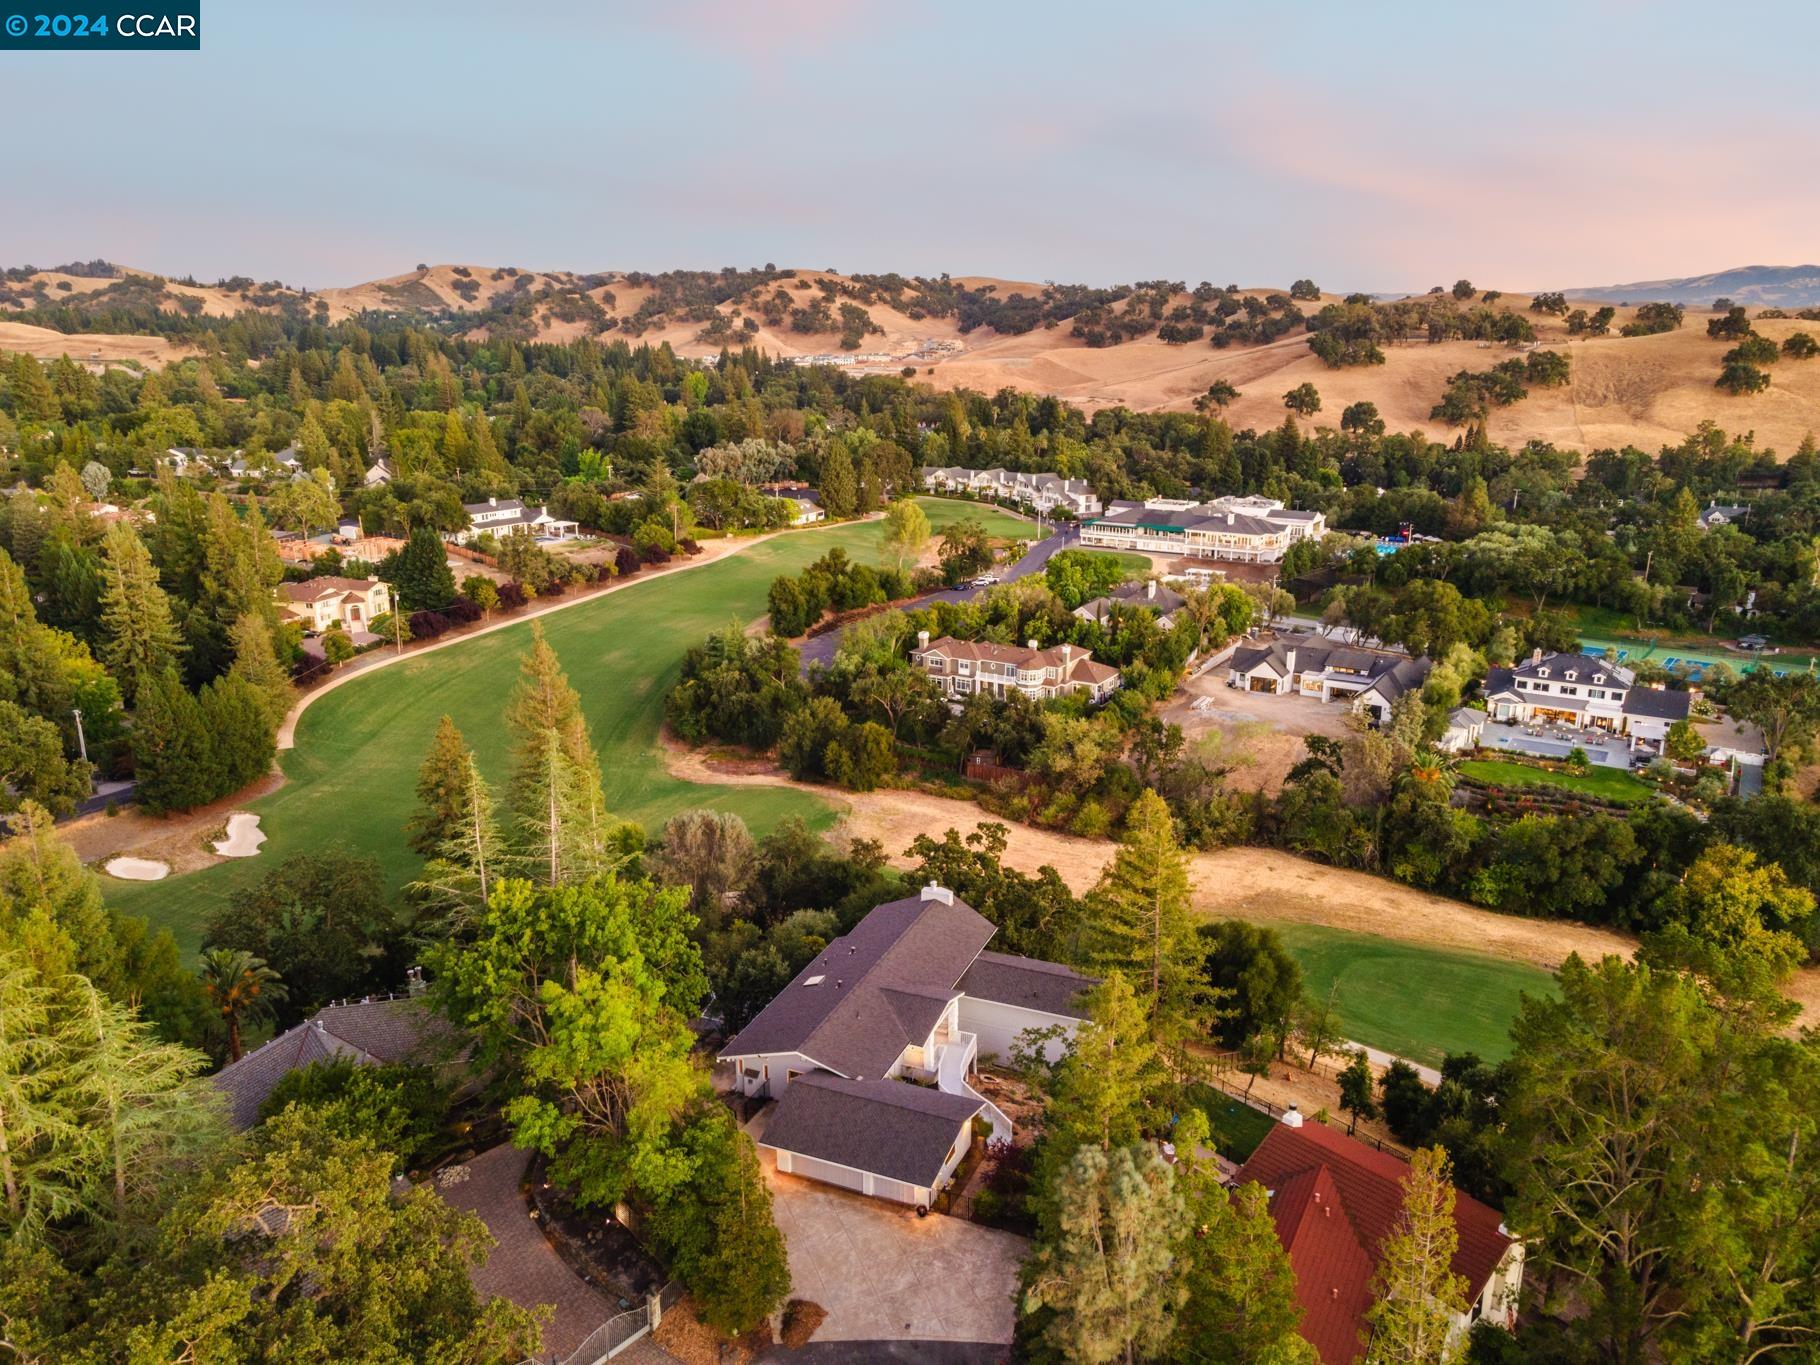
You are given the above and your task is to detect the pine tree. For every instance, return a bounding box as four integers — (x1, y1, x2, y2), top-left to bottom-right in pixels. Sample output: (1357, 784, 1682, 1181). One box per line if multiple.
(199, 672, 275, 791)
(0, 953, 81, 1240)
(132, 671, 219, 814)
(390, 524, 456, 611)
(227, 612, 293, 729)
(1176, 1177, 1315, 1362)
(64, 976, 222, 1231)
(1364, 1147, 1468, 1364)
(1087, 790, 1211, 1063)
(0, 548, 73, 724)
(1040, 973, 1170, 1169)
(1023, 1143, 1189, 1365)
(504, 624, 612, 885)
(409, 715, 476, 858)
(413, 750, 503, 927)
(98, 523, 184, 706)
(6, 354, 58, 424)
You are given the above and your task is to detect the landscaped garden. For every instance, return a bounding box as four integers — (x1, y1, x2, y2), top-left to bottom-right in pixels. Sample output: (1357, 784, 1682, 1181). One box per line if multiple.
(1457, 756, 1655, 806)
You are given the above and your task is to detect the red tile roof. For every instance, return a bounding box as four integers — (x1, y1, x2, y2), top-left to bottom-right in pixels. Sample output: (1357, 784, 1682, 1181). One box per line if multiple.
(1237, 1121, 1514, 1365)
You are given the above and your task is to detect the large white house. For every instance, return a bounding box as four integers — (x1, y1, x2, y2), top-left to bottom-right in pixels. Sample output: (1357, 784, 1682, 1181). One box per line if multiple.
(1227, 634, 1432, 726)
(1080, 496, 1325, 563)
(911, 631, 1121, 704)
(453, 497, 580, 545)
(721, 886, 1096, 1207)
(922, 466, 1101, 516)
(1482, 649, 1690, 744)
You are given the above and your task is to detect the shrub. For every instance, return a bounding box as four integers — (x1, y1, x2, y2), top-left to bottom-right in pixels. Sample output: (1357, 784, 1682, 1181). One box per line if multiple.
(496, 582, 529, 611)
(779, 1300, 827, 1350)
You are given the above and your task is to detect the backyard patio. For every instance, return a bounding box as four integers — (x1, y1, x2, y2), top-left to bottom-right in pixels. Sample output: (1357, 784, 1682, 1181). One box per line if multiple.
(1478, 721, 1641, 769)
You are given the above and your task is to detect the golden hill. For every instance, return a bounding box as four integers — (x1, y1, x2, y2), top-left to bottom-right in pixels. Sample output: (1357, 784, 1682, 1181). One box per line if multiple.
(4, 263, 1818, 456)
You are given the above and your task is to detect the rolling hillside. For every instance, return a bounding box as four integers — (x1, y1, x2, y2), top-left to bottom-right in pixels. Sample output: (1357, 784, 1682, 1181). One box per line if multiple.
(1565, 265, 1820, 309)
(5, 261, 1820, 456)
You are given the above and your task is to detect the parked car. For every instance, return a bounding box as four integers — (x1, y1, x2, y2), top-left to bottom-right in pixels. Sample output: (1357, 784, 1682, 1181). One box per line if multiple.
(970, 574, 1000, 587)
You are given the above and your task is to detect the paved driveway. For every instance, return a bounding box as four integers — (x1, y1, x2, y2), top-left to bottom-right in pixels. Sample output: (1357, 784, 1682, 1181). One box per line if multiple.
(436, 1144, 615, 1360)
(749, 1114, 1026, 1344)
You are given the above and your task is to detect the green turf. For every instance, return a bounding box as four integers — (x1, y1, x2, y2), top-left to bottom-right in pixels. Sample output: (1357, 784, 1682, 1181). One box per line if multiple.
(1457, 757, 1653, 805)
(1263, 924, 1553, 1066)
(1570, 605, 1820, 674)
(1184, 1083, 1277, 1161)
(104, 500, 990, 956)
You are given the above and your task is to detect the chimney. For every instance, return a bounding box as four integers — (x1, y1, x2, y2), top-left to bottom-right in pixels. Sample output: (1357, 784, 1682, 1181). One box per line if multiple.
(1530, 647, 1543, 666)
(488, 496, 497, 507)
(1027, 638, 1039, 651)
(1281, 1104, 1304, 1128)
(1146, 579, 1157, 599)
(1227, 513, 1235, 525)
(921, 883, 953, 905)
(917, 629, 929, 649)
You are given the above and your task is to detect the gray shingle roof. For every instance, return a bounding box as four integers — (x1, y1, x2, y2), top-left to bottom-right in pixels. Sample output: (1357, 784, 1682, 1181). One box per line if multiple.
(760, 1074, 983, 1187)
(1621, 686, 1692, 720)
(720, 890, 995, 1079)
(955, 951, 1095, 1019)
(210, 998, 455, 1131)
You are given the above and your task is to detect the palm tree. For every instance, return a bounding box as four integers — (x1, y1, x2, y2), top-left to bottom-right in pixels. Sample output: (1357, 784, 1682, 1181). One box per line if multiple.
(198, 949, 287, 1063)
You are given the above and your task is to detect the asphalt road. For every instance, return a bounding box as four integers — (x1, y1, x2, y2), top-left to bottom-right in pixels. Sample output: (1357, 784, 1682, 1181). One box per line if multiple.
(795, 525, 1079, 674)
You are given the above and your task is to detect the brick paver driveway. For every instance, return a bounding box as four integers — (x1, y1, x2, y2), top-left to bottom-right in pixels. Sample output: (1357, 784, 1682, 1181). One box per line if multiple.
(749, 1113, 1027, 1344)
(437, 1144, 614, 1360)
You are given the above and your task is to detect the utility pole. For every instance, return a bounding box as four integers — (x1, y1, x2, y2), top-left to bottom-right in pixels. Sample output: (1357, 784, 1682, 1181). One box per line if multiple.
(72, 706, 91, 796)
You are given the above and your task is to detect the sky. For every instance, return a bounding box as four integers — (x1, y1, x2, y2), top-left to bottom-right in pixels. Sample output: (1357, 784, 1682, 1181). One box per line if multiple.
(6, 0, 1820, 294)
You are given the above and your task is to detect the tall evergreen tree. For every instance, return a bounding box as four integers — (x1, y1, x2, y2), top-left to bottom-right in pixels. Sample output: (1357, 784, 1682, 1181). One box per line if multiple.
(1023, 1143, 1190, 1365)
(199, 672, 275, 792)
(1363, 1146, 1468, 1364)
(389, 524, 457, 611)
(818, 443, 857, 518)
(409, 715, 477, 859)
(0, 953, 79, 1241)
(6, 354, 58, 424)
(504, 624, 611, 885)
(0, 548, 73, 724)
(98, 523, 184, 707)
(63, 977, 223, 1236)
(227, 612, 293, 729)
(1175, 1176, 1314, 1362)
(132, 671, 219, 814)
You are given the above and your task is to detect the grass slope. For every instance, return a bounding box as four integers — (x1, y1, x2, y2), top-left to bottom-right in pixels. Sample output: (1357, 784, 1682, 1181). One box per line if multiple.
(1457, 757, 1653, 805)
(1270, 924, 1553, 1066)
(105, 500, 1005, 955)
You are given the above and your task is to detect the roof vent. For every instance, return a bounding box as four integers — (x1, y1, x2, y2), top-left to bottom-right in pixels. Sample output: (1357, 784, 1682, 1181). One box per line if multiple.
(921, 883, 953, 905)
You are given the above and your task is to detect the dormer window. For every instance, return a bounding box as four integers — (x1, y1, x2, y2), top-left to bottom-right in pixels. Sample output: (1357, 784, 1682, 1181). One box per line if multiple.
(1593, 674, 1605, 684)
(1564, 670, 1577, 681)
(1536, 668, 1550, 678)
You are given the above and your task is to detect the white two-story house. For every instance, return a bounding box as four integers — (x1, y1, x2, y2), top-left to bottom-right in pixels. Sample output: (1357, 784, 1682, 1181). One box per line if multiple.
(721, 886, 1096, 1207)
(276, 575, 392, 633)
(453, 497, 580, 545)
(1482, 649, 1690, 745)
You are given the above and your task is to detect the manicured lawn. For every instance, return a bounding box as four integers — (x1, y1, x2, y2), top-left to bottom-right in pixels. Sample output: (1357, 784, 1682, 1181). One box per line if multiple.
(939, 503, 1037, 542)
(1458, 757, 1653, 806)
(1267, 924, 1553, 1066)
(1184, 1083, 1277, 1162)
(104, 500, 984, 955)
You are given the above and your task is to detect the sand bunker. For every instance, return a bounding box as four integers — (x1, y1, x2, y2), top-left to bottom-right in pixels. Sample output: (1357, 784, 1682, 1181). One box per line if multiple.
(105, 856, 170, 881)
(212, 813, 266, 858)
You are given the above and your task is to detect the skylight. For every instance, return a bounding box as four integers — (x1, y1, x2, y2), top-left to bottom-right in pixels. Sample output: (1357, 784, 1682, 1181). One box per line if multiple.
(803, 975, 825, 987)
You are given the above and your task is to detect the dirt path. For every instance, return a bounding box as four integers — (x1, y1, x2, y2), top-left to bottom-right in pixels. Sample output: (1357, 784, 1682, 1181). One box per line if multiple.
(661, 746, 1820, 1023)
